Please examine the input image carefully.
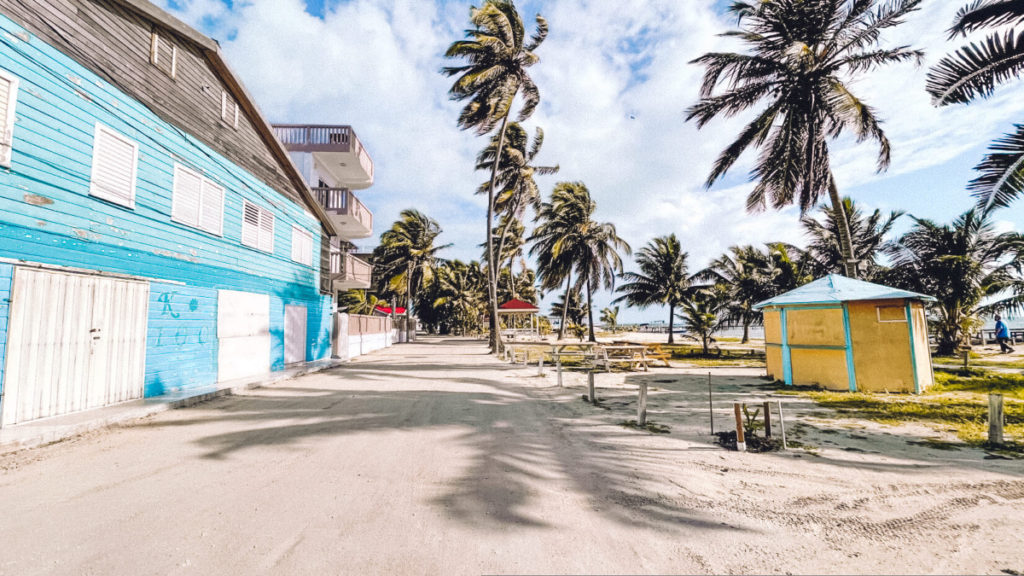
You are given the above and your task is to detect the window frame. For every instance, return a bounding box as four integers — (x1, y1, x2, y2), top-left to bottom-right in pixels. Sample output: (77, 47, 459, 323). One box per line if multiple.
(241, 200, 275, 253)
(221, 91, 240, 130)
(876, 305, 908, 324)
(171, 163, 224, 237)
(88, 123, 139, 209)
(291, 226, 314, 267)
(149, 30, 177, 80)
(0, 67, 20, 168)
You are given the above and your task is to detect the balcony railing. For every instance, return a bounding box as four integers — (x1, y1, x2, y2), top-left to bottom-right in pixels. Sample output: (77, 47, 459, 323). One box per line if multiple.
(330, 251, 373, 285)
(312, 187, 373, 233)
(272, 124, 374, 182)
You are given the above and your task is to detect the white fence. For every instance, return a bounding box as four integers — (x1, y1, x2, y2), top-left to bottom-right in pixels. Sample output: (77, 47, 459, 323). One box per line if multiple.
(333, 313, 395, 360)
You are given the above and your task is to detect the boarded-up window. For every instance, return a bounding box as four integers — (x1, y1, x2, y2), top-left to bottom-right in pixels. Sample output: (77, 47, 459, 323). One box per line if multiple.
(877, 305, 907, 323)
(221, 91, 240, 130)
(172, 164, 224, 235)
(89, 124, 138, 208)
(242, 200, 274, 253)
(291, 226, 313, 266)
(149, 30, 177, 79)
(0, 69, 19, 167)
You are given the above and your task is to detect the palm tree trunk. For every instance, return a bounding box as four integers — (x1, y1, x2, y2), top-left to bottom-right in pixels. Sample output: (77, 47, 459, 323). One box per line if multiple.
(486, 114, 512, 353)
(667, 303, 675, 344)
(828, 175, 857, 278)
(406, 263, 413, 343)
(557, 272, 571, 340)
(742, 320, 750, 344)
(586, 278, 596, 342)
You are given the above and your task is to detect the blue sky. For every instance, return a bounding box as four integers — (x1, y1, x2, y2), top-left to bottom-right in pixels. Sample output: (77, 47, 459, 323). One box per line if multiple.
(159, 0, 1024, 323)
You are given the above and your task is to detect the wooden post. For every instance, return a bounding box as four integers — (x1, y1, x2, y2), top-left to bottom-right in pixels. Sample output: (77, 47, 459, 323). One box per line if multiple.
(763, 401, 772, 438)
(537, 356, 544, 376)
(588, 372, 596, 405)
(963, 349, 969, 370)
(637, 381, 648, 426)
(777, 401, 787, 450)
(989, 393, 1004, 445)
(556, 356, 563, 388)
(734, 402, 746, 452)
(708, 372, 714, 435)
(522, 349, 528, 366)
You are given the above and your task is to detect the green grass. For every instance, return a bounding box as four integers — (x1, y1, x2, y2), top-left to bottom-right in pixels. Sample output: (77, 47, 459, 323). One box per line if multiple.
(782, 373, 1024, 455)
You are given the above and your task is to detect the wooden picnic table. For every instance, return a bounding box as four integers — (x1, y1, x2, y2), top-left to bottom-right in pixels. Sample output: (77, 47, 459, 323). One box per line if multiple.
(597, 344, 649, 372)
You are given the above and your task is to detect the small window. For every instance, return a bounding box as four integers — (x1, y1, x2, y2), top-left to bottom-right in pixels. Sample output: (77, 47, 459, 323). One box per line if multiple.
(0, 68, 19, 168)
(171, 164, 224, 235)
(149, 30, 177, 79)
(241, 200, 274, 253)
(89, 124, 138, 208)
(291, 226, 314, 266)
(877, 305, 907, 323)
(221, 91, 240, 130)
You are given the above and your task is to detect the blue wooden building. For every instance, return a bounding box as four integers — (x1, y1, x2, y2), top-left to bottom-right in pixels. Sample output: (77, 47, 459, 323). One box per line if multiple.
(0, 0, 345, 425)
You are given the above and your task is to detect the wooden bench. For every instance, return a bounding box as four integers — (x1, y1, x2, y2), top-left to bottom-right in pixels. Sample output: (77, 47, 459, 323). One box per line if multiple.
(597, 344, 648, 372)
(643, 344, 672, 367)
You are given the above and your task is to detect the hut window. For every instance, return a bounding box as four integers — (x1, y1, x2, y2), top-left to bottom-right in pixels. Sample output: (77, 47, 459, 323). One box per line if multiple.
(149, 30, 177, 80)
(0, 68, 19, 168)
(171, 164, 224, 236)
(221, 91, 240, 130)
(89, 124, 138, 208)
(242, 200, 274, 253)
(876, 305, 907, 323)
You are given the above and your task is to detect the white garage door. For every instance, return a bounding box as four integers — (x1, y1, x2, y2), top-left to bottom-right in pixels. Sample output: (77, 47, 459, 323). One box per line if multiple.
(2, 268, 149, 427)
(217, 290, 270, 382)
(284, 305, 307, 365)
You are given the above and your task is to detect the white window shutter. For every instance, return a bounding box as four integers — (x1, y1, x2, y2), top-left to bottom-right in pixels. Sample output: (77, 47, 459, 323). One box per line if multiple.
(292, 227, 313, 265)
(0, 71, 19, 167)
(258, 210, 275, 253)
(171, 164, 201, 226)
(89, 124, 138, 207)
(242, 202, 260, 248)
(200, 180, 224, 235)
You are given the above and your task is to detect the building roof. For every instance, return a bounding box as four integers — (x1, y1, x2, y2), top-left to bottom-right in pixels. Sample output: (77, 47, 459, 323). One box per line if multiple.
(753, 274, 935, 309)
(498, 299, 540, 313)
(374, 305, 406, 316)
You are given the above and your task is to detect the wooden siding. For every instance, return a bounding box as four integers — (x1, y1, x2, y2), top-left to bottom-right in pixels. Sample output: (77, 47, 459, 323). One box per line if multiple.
(0, 11, 331, 396)
(0, 264, 11, 393)
(0, 0, 303, 206)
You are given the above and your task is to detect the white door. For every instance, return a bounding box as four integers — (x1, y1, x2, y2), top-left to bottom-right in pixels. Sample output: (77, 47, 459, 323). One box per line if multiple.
(284, 305, 307, 365)
(217, 290, 270, 382)
(2, 268, 149, 427)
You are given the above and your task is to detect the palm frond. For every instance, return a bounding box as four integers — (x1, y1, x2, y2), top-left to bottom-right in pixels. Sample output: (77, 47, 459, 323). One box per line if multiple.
(969, 123, 1024, 211)
(949, 0, 1024, 37)
(927, 29, 1024, 105)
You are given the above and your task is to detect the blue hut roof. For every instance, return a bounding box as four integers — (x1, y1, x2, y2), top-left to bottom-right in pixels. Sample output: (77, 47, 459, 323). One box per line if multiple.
(753, 274, 935, 309)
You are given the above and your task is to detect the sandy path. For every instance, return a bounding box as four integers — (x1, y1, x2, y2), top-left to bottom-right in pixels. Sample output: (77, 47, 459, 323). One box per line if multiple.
(0, 336, 1021, 575)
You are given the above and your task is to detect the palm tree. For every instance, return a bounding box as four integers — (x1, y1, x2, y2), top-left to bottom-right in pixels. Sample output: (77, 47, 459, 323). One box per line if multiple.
(337, 289, 381, 316)
(927, 2, 1024, 210)
(697, 245, 776, 344)
(600, 306, 619, 333)
(530, 182, 629, 342)
(372, 210, 451, 341)
(801, 197, 903, 280)
(613, 234, 690, 343)
(444, 1, 548, 351)
(687, 0, 923, 278)
(550, 287, 586, 334)
(677, 285, 731, 356)
(885, 209, 1024, 355)
(432, 260, 487, 335)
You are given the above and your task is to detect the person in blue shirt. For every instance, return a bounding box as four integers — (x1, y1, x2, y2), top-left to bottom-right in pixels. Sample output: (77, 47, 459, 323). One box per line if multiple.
(995, 315, 1014, 354)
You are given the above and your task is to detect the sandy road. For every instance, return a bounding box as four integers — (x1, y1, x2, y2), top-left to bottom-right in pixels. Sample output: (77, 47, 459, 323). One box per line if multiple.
(0, 337, 1021, 575)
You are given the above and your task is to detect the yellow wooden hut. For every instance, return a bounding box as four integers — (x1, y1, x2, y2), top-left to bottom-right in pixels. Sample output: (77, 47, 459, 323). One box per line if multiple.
(754, 275, 935, 393)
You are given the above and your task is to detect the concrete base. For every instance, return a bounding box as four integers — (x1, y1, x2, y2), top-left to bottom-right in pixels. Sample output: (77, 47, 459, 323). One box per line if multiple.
(0, 358, 344, 454)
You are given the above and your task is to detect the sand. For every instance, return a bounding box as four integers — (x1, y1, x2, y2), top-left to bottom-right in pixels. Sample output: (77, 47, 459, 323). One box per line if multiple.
(0, 336, 1020, 575)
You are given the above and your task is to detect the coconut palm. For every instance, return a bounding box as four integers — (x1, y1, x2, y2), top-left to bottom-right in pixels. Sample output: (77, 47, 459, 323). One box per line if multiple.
(550, 287, 586, 334)
(677, 285, 731, 356)
(372, 210, 451, 340)
(927, 2, 1024, 210)
(697, 245, 777, 344)
(600, 306, 620, 333)
(337, 289, 381, 316)
(530, 182, 629, 342)
(432, 260, 488, 335)
(444, 0, 548, 350)
(613, 234, 691, 344)
(687, 0, 923, 278)
(801, 197, 903, 280)
(885, 209, 1024, 355)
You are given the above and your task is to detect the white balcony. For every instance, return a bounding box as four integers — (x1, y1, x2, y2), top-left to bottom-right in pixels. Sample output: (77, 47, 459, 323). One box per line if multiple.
(273, 124, 374, 190)
(313, 187, 373, 240)
(331, 251, 373, 291)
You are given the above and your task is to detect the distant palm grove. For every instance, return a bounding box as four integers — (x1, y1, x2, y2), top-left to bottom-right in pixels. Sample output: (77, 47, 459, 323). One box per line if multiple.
(341, 0, 1024, 359)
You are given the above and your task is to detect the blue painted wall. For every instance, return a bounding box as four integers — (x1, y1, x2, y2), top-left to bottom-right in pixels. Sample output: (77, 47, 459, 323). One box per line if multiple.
(0, 14, 332, 398)
(0, 264, 12, 394)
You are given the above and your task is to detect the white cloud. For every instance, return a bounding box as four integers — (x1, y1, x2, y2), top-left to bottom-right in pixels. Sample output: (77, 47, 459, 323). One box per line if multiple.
(159, 0, 1024, 321)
